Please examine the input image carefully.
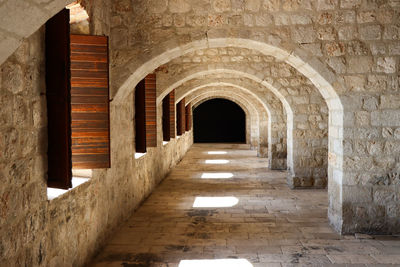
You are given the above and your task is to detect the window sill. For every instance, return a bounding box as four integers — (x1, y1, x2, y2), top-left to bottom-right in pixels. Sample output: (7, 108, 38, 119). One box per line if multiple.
(163, 141, 169, 146)
(47, 177, 90, 201)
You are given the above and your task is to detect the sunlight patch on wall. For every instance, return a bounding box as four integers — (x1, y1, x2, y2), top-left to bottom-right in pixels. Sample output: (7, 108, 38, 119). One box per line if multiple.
(193, 197, 239, 208)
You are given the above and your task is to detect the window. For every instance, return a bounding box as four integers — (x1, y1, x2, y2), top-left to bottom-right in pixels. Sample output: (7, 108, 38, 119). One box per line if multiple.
(162, 90, 175, 141)
(45, 8, 110, 189)
(185, 103, 192, 131)
(176, 98, 185, 136)
(135, 73, 157, 153)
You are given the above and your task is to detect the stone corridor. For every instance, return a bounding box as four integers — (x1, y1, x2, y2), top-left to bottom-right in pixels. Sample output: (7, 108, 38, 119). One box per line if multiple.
(90, 144, 400, 266)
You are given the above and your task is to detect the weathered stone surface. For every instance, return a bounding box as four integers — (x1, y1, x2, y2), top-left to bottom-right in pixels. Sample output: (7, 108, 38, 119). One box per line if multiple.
(169, 0, 191, 13)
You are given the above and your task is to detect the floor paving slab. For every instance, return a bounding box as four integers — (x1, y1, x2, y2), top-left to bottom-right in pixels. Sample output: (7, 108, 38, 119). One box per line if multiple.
(90, 144, 400, 266)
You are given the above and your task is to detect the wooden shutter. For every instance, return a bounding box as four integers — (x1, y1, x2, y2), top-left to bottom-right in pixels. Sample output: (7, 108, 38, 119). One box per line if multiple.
(176, 98, 185, 136)
(162, 94, 171, 141)
(162, 90, 176, 141)
(185, 103, 192, 131)
(70, 34, 110, 169)
(169, 90, 176, 139)
(135, 73, 157, 153)
(145, 73, 157, 148)
(135, 79, 146, 153)
(46, 9, 72, 189)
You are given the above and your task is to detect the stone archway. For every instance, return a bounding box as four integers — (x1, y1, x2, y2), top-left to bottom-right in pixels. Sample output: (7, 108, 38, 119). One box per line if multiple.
(176, 81, 284, 167)
(168, 70, 328, 185)
(186, 88, 264, 157)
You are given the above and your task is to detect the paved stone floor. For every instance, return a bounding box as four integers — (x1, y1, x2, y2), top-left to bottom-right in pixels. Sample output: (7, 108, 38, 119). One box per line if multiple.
(90, 144, 400, 266)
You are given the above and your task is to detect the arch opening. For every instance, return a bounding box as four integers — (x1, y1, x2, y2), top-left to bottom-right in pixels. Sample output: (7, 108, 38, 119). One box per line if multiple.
(193, 98, 245, 144)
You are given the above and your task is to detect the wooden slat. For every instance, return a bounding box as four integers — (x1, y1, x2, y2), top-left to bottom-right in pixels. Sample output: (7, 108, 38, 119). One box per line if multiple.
(71, 112, 109, 121)
(71, 61, 108, 70)
(72, 131, 108, 137)
(71, 70, 108, 78)
(71, 87, 108, 96)
(71, 80, 108, 88)
(70, 53, 107, 62)
(71, 96, 108, 104)
(70, 44, 108, 53)
(72, 103, 108, 113)
(46, 8, 72, 189)
(70, 34, 110, 169)
(70, 34, 108, 45)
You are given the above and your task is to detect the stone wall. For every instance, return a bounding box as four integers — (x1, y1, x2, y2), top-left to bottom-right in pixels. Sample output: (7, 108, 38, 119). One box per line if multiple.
(0, 19, 193, 267)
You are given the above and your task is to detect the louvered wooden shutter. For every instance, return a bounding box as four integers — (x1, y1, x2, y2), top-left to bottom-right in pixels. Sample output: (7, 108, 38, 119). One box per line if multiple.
(70, 34, 110, 169)
(162, 94, 171, 141)
(169, 90, 176, 138)
(188, 103, 192, 130)
(176, 98, 185, 136)
(135, 79, 146, 153)
(185, 103, 192, 131)
(162, 90, 176, 141)
(135, 74, 157, 153)
(46, 8, 72, 189)
(145, 73, 157, 147)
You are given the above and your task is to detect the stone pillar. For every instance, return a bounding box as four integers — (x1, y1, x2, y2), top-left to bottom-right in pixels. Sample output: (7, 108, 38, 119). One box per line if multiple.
(286, 96, 329, 189)
(330, 108, 400, 234)
(268, 117, 287, 169)
(258, 112, 269, 158)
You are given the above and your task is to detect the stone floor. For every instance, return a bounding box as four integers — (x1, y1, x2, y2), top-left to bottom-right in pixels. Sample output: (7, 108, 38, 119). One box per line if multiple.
(90, 144, 400, 267)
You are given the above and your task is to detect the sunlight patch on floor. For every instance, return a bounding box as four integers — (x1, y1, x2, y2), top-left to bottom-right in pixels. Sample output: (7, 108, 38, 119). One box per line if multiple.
(179, 259, 253, 267)
(205, 159, 229, 164)
(193, 196, 239, 208)
(201, 172, 233, 179)
(207, 151, 227, 155)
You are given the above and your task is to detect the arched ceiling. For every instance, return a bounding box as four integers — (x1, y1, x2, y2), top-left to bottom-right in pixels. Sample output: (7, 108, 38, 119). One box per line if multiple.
(173, 77, 283, 119)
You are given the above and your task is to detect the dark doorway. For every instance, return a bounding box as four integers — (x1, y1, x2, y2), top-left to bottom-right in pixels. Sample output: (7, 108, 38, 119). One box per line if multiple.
(193, 98, 246, 143)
